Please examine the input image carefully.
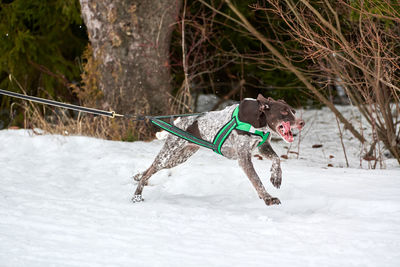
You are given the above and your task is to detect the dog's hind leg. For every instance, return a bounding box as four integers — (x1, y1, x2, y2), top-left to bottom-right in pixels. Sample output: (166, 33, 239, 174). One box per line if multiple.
(133, 138, 199, 202)
(238, 150, 281, 206)
(132, 164, 157, 202)
(133, 136, 187, 184)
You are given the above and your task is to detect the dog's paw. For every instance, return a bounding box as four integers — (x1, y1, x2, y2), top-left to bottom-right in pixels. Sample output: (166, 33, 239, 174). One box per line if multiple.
(133, 172, 142, 181)
(132, 194, 144, 203)
(263, 197, 281, 206)
(270, 167, 282, 189)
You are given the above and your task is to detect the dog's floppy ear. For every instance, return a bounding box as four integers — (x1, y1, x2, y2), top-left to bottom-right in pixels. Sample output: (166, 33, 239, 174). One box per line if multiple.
(238, 99, 267, 128)
(257, 94, 268, 102)
(257, 94, 270, 110)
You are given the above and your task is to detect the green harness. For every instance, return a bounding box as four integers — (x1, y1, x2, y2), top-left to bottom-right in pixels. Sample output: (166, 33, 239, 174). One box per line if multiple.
(150, 106, 270, 156)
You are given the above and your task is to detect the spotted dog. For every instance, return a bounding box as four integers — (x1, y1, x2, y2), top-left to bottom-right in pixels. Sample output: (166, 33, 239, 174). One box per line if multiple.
(133, 94, 304, 205)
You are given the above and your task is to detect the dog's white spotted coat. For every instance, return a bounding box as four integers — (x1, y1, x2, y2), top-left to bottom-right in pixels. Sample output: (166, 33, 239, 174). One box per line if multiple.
(134, 101, 287, 204)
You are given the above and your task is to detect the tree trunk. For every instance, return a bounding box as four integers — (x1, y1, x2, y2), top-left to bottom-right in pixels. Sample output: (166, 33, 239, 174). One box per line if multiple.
(79, 0, 180, 115)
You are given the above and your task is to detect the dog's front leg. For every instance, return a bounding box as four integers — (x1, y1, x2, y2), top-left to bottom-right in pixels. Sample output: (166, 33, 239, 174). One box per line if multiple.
(259, 142, 282, 189)
(238, 151, 281, 205)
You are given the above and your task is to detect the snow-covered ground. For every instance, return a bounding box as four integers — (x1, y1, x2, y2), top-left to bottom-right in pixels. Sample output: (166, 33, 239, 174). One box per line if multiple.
(0, 106, 399, 267)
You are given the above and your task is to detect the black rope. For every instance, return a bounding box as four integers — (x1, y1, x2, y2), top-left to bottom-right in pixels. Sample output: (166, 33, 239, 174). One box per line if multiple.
(125, 112, 205, 121)
(0, 88, 204, 121)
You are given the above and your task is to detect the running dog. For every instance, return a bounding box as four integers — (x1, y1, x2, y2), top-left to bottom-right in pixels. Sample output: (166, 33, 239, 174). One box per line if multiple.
(133, 94, 304, 205)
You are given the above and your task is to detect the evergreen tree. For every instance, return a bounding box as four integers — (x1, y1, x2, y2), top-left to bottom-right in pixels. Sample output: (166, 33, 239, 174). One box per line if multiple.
(0, 0, 87, 126)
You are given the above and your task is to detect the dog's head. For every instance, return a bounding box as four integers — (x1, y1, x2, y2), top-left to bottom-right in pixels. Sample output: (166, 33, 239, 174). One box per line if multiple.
(238, 94, 304, 143)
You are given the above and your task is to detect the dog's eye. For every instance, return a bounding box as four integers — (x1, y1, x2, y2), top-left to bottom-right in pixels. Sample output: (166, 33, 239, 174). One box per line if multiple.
(280, 110, 288, 116)
(291, 109, 296, 114)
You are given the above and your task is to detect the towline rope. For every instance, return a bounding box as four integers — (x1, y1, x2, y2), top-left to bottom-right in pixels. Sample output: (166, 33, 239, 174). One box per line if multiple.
(0, 89, 204, 121)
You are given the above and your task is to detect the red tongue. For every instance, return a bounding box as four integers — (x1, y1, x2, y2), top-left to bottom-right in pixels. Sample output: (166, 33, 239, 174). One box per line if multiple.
(281, 121, 293, 142)
(282, 121, 291, 133)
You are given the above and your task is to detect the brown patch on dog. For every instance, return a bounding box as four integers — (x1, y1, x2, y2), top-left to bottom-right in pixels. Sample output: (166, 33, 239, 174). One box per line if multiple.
(254, 154, 263, 160)
(186, 121, 202, 139)
(238, 100, 267, 128)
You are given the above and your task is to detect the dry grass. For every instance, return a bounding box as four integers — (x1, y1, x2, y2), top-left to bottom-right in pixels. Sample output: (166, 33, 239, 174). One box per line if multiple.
(12, 45, 158, 141)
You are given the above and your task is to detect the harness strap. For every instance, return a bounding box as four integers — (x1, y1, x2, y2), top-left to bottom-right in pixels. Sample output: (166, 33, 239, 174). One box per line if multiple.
(150, 106, 270, 156)
(212, 117, 237, 155)
(150, 118, 216, 150)
(231, 106, 270, 148)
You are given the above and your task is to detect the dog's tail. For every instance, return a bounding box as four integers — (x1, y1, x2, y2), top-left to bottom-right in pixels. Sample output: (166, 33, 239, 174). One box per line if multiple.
(155, 130, 168, 140)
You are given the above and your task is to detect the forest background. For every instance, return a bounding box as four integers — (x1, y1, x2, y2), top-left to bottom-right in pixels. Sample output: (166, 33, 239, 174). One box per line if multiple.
(0, 0, 399, 164)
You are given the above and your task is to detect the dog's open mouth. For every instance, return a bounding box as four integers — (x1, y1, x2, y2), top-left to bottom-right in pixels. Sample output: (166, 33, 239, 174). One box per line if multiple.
(277, 121, 294, 143)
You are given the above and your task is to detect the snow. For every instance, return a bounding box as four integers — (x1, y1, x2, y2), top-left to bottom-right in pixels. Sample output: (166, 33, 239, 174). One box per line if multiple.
(0, 106, 400, 267)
